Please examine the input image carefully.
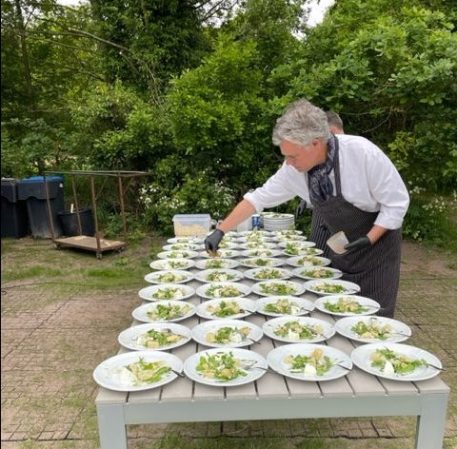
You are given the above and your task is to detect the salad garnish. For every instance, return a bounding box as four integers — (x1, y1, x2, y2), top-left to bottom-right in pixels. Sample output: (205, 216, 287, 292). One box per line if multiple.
(196, 352, 247, 381)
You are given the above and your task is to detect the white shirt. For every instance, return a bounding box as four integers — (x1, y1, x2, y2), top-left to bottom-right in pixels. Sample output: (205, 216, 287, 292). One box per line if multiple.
(244, 134, 410, 230)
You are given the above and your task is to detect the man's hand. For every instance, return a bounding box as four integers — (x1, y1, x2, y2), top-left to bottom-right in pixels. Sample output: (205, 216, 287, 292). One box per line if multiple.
(295, 199, 307, 220)
(344, 236, 372, 252)
(204, 229, 225, 255)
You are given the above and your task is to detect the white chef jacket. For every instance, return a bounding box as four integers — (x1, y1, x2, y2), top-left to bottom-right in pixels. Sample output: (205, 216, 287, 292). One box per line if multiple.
(244, 134, 410, 230)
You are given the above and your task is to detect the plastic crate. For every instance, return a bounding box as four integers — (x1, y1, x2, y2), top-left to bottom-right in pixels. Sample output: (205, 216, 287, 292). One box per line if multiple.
(172, 214, 211, 237)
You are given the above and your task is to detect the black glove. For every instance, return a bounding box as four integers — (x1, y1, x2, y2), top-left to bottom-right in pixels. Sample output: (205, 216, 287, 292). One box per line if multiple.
(295, 199, 307, 220)
(344, 236, 372, 252)
(204, 229, 225, 254)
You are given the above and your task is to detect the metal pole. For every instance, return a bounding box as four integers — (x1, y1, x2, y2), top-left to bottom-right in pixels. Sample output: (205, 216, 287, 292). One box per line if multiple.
(71, 175, 83, 235)
(90, 176, 101, 257)
(43, 174, 56, 240)
(118, 175, 127, 240)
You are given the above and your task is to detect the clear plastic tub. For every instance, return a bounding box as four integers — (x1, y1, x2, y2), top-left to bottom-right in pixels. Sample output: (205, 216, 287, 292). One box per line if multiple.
(173, 214, 212, 237)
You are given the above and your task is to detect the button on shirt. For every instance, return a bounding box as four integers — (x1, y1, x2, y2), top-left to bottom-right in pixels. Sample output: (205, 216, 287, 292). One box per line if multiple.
(244, 134, 410, 230)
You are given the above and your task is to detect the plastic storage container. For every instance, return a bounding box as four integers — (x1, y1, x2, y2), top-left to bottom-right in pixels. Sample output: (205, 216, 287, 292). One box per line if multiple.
(58, 208, 95, 237)
(1, 178, 29, 238)
(17, 176, 65, 238)
(172, 214, 211, 237)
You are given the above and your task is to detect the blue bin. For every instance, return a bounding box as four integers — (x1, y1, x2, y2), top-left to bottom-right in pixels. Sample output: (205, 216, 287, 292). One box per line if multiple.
(17, 176, 65, 238)
(1, 178, 29, 238)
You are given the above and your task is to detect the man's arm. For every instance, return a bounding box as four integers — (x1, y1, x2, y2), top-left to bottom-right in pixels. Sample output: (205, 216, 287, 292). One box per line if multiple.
(217, 199, 256, 233)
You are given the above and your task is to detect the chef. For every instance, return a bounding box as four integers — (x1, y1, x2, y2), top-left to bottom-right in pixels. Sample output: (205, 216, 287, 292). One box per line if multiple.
(205, 99, 409, 317)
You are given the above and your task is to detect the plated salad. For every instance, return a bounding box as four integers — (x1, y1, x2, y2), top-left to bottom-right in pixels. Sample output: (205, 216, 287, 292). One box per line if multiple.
(206, 326, 251, 345)
(136, 328, 185, 349)
(256, 281, 300, 296)
(204, 284, 244, 298)
(205, 300, 246, 318)
(196, 352, 247, 381)
(284, 348, 333, 377)
(370, 348, 426, 375)
(299, 268, 339, 279)
(263, 298, 301, 315)
(152, 286, 188, 300)
(274, 320, 324, 341)
(117, 358, 171, 386)
(351, 319, 394, 340)
(146, 303, 193, 321)
(324, 297, 369, 314)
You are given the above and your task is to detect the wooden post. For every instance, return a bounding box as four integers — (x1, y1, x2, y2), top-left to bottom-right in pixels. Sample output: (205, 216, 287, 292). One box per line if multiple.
(71, 175, 83, 235)
(118, 175, 127, 240)
(90, 176, 101, 258)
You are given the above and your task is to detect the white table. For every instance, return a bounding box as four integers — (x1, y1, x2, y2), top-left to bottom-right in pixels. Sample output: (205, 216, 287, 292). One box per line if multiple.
(95, 261, 449, 449)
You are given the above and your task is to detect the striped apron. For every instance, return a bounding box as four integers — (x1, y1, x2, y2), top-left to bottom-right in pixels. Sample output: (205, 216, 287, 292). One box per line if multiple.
(309, 138, 402, 317)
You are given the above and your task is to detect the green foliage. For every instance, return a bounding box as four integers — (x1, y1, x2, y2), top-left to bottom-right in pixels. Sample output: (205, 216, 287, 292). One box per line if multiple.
(139, 171, 236, 235)
(403, 189, 457, 249)
(66, 80, 174, 169)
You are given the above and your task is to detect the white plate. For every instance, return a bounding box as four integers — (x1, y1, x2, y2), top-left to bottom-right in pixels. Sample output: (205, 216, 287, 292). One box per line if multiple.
(256, 296, 315, 317)
(252, 280, 305, 297)
(241, 249, 282, 258)
(351, 343, 442, 382)
(277, 240, 316, 249)
(198, 249, 241, 259)
(196, 297, 257, 320)
(314, 295, 380, 316)
(118, 323, 191, 351)
(144, 270, 194, 284)
(292, 266, 343, 281)
(286, 255, 331, 267)
(138, 284, 195, 302)
(263, 316, 335, 343)
(93, 350, 183, 392)
(267, 343, 352, 382)
(238, 242, 278, 250)
(282, 247, 323, 257)
(191, 319, 263, 348)
(195, 282, 251, 300)
(157, 250, 199, 259)
(132, 300, 196, 323)
(240, 257, 285, 268)
(184, 348, 267, 387)
(304, 279, 360, 296)
(149, 258, 195, 271)
(167, 237, 204, 244)
(275, 235, 308, 243)
(272, 230, 303, 236)
(243, 267, 292, 281)
(194, 258, 240, 270)
(335, 316, 411, 343)
(162, 243, 203, 252)
(194, 269, 244, 283)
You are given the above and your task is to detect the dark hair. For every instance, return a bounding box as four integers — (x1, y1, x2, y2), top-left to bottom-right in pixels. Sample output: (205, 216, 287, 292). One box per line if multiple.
(325, 111, 344, 131)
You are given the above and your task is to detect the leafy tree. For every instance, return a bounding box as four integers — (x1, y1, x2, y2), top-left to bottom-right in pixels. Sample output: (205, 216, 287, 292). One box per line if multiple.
(280, 0, 457, 191)
(88, 0, 211, 97)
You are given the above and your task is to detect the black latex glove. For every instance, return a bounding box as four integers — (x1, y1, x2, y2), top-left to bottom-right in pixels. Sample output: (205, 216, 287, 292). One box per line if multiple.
(204, 229, 225, 254)
(344, 236, 372, 252)
(295, 199, 307, 220)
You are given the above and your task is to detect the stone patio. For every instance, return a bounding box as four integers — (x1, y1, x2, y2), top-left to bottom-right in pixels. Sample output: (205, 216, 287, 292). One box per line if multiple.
(1, 238, 456, 448)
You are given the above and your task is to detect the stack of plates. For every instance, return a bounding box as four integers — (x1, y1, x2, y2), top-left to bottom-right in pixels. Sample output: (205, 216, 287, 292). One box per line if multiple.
(262, 213, 295, 231)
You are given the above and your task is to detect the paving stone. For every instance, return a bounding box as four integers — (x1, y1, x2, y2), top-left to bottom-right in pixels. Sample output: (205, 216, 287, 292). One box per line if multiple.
(1, 239, 456, 448)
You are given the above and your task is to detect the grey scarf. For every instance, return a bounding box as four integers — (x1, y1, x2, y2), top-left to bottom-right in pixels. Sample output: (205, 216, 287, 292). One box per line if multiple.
(308, 135, 337, 204)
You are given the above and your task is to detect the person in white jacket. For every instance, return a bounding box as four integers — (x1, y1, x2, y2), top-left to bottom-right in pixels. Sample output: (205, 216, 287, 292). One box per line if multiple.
(205, 99, 409, 317)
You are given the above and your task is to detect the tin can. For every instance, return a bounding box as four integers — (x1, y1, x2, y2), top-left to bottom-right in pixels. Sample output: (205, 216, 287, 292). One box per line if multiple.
(252, 214, 261, 230)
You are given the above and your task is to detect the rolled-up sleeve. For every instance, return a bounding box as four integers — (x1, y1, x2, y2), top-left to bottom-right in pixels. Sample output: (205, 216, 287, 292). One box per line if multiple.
(367, 149, 410, 229)
(244, 164, 297, 213)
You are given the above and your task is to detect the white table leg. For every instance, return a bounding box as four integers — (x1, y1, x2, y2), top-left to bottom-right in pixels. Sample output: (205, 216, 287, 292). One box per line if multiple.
(415, 393, 448, 449)
(97, 403, 128, 449)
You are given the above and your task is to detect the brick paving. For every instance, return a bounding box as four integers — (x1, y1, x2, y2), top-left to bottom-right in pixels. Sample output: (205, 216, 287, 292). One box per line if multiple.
(1, 239, 456, 449)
